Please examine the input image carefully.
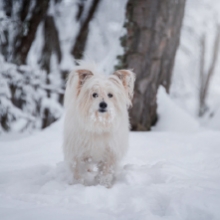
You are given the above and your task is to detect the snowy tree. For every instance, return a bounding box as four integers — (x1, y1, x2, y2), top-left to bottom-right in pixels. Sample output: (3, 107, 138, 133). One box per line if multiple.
(0, 0, 66, 132)
(0, 0, 107, 133)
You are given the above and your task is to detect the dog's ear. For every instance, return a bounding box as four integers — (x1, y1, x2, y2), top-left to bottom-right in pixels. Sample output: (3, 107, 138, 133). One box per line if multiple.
(67, 69, 93, 86)
(76, 69, 94, 86)
(67, 69, 93, 96)
(74, 69, 94, 95)
(113, 69, 135, 103)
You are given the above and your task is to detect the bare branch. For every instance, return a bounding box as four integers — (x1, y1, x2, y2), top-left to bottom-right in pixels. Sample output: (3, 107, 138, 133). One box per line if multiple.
(199, 34, 206, 116)
(199, 24, 220, 116)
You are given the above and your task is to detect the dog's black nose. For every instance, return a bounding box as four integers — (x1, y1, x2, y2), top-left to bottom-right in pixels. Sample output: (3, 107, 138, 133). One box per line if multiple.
(99, 102, 107, 109)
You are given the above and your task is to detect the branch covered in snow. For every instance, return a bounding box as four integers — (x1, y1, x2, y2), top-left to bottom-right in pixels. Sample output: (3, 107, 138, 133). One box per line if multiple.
(0, 55, 63, 133)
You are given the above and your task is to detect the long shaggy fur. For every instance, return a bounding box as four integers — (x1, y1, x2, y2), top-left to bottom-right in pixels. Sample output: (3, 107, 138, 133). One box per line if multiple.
(63, 62, 135, 187)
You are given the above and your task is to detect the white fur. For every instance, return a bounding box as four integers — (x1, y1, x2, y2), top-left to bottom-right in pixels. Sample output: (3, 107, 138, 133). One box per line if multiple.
(63, 62, 135, 187)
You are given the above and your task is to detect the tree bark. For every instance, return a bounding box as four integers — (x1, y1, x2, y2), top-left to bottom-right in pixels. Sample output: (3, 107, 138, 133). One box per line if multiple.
(71, 0, 101, 59)
(40, 15, 62, 73)
(76, 0, 86, 21)
(119, 0, 186, 131)
(40, 15, 62, 129)
(1, 0, 13, 59)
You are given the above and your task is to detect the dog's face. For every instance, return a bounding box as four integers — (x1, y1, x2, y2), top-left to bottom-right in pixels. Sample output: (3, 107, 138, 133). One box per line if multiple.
(66, 68, 135, 132)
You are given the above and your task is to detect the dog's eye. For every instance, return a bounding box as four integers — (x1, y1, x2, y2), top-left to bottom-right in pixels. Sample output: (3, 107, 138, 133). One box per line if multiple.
(108, 93, 113, 98)
(92, 93, 98, 98)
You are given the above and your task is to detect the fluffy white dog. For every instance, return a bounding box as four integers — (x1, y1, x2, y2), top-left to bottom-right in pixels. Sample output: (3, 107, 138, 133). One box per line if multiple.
(63, 62, 135, 187)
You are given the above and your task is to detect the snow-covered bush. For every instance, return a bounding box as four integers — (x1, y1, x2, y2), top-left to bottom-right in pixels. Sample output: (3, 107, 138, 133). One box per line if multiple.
(0, 55, 63, 133)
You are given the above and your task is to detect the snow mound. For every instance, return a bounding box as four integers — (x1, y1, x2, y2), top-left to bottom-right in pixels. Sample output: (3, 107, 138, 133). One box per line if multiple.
(154, 86, 200, 132)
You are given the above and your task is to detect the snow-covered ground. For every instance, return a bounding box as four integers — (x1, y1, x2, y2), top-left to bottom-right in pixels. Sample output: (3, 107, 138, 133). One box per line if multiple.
(1, 89, 220, 220)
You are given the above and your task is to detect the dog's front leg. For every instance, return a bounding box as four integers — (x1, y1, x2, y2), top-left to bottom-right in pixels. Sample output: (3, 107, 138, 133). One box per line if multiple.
(97, 148, 116, 188)
(72, 158, 83, 182)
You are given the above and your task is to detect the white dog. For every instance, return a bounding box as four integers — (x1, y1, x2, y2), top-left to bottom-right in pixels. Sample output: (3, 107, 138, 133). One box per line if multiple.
(63, 62, 135, 187)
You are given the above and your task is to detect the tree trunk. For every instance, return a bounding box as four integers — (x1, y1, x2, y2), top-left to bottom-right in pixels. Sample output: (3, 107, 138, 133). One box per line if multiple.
(119, 0, 186, 131)
(40, 15, 62, 73)
(71, 0, 101, 59)
(1, 0, 13, 59)
(40, 15, 62, 129)
(13, 0, 50, 65)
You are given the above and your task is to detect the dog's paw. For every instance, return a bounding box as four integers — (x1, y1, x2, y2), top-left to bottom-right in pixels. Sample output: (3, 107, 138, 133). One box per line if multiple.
(97, 173, 114, 188)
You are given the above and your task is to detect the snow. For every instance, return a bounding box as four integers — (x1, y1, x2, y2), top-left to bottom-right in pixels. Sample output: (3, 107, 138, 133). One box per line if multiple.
(208, 109, 220, 130)
(154, 87, 199, 132)
(201, 107, 220, 131)
(1, 92, 220, 220)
